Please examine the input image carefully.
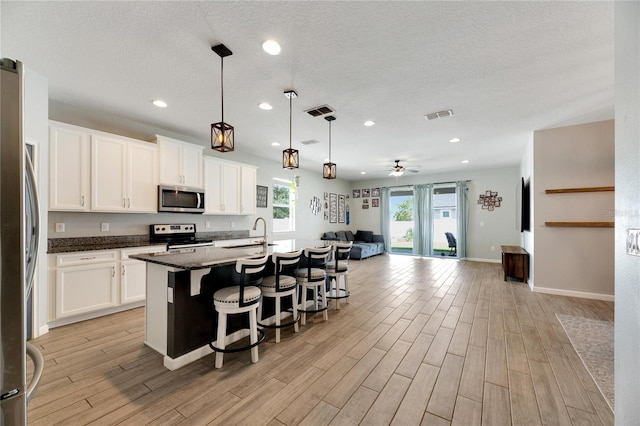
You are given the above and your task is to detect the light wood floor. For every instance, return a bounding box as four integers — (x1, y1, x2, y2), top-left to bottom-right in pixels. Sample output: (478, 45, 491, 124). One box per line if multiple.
(27, 255, 614, 425)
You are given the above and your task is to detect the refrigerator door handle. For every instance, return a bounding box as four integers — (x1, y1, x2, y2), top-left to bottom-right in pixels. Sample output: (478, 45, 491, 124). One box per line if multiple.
(25, 342, 43, 402)
(24, 147, 39, 296)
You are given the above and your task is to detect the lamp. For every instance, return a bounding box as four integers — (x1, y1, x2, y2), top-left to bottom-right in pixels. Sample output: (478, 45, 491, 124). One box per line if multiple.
(211, 44, 234, 152)
(282, 90, 299, 169)
(323, 115, 337, 179)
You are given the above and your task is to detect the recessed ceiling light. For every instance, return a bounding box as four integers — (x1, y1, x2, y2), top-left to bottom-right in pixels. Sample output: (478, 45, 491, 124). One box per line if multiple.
(462, 160, 470, 164)
(152, 100, 167, 108)
(449, 137, 461, 143)
(259, 102, 273, 110)
(271, 142, 280, 146)
(262, 40, 281, 55)
(364, 120, 375, 127)
(360, 171, 366, 175)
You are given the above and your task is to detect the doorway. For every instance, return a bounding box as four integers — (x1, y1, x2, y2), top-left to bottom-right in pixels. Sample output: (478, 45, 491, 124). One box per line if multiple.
(389, 188, 414, 254)
(431, 184, 458, 257)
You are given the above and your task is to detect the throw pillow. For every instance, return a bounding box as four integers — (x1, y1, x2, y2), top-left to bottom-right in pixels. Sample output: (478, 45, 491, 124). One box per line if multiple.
(345, 230, 355, 241)
(355, 230, 374, 242)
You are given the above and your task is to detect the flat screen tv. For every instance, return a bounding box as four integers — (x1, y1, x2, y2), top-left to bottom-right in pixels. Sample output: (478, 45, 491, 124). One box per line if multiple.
(521, 177, 531, 232)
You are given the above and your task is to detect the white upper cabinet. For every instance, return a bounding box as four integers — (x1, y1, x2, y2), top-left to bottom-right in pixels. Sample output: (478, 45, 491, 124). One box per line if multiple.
(49, 122, 90, 211)
(240, 165, 257, 215)
(157, 136, 203, 188)
(91, 135, 158, 213)
(203, 157, 257, 215)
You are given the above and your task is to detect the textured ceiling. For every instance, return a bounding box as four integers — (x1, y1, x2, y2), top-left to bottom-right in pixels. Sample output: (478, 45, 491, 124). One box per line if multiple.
(1, 1, 614, 181)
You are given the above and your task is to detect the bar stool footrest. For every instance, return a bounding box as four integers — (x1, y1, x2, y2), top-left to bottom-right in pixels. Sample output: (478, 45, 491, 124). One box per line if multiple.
(258, 314, 300, 329)
(208, 329, 265, 354)
(327, 289, 350, 300)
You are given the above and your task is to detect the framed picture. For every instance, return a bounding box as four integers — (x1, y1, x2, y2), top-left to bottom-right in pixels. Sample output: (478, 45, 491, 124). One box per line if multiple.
(362, 204, 369, 209)
(338, 195, 346, 223)
(256, 185, 268, 208)
(352, 189, 361, 198)
(371, 187, 380, 197)
(372, 198, 379, 207)
(329, 193, 337, 223)
(362, 188, 370, 197)
(324, 192, 329, 200)
(363, 198, 369, 204)
(324, 211, 329, 221)
(310, 196, 321, 215)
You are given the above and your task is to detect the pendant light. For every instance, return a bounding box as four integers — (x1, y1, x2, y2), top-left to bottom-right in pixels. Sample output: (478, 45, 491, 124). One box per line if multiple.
(211, 44, 234, 152)
(282, 90, 299, 169)
(323, 115, 337, 179)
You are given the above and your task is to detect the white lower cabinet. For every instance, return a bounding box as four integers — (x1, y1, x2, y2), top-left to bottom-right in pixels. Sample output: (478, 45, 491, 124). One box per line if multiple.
(50, 245, 165, 323)
(55, 262, 117, 319)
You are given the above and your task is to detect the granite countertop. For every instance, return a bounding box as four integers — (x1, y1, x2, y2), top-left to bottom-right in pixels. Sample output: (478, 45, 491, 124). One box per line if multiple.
(130, 239, 331, 270)
(47, 230, 252, 254)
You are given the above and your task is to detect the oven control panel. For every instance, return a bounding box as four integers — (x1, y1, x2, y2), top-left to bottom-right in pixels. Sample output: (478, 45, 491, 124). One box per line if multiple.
(151, 223, 196, 236)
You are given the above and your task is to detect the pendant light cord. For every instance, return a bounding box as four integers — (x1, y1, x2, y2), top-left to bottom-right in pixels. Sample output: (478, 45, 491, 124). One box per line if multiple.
(328, 120, 332, 161)
(220, 56, 224, 125)
(289, 93, 293, 149)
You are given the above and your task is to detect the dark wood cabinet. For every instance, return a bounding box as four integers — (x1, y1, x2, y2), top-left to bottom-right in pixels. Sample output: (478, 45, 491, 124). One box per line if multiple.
(501, 245, 529, 283)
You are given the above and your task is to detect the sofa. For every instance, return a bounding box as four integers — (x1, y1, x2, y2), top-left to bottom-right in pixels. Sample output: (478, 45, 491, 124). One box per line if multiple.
(321, 230, 385, 260)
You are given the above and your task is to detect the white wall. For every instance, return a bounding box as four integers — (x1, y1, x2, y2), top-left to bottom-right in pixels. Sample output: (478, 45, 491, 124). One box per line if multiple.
(520, 135, 534, 286)
(614, 2, 640, 422)
(532, 120, 614, 299)
(48, 101, 352, 242)
(349, 166, 521, 262)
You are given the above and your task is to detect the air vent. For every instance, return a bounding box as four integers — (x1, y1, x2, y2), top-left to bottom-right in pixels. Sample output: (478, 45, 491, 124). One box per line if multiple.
(305, 105, 335, 117)
(300, 139, 319, 145)
(424, 109, 454, 120)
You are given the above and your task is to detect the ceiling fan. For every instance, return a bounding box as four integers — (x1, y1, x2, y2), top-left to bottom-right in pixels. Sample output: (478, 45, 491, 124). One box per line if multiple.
(388, 160, 419, 176)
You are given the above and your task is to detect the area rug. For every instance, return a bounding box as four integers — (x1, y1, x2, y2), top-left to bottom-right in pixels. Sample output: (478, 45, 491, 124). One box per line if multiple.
(556, 314, 614, 411)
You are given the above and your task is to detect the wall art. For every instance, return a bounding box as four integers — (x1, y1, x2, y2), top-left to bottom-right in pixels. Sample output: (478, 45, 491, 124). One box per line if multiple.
(371, 187, 380, 197)
(362, 188, 370, 197)
(478, 190, 502, 211)
(310, 196, 321, 215)
(338, 194, 346, 223)
(329, 193, 337, 223)
(256, 185, 268, 208)
(352, 189, 361, 198)
(372, 198, 379, 207)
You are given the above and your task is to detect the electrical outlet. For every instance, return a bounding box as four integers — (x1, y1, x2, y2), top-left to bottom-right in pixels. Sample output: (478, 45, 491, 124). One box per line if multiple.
(230, 221, 235, 228)
(627, 229, 640, 256)
(491, 246, 495, 251)
(101, 223, 109, 232)
(205, 221, 211, 229)
(55, 223, 65, 233)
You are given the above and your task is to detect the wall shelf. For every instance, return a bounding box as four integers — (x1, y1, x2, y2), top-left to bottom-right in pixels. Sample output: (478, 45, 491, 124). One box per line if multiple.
(545, 186, 614, 194)
(545, 221, 614, 227)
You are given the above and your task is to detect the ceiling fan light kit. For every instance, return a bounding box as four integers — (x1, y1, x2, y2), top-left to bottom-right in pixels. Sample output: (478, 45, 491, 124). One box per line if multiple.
(283, 90, 299, 169)
(211, 43, 235, 152)
(388, 160, 419, 176)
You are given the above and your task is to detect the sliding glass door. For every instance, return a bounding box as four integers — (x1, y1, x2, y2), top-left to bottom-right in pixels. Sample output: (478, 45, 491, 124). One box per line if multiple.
(431, 184, 458, 257)
(385, 183, 464, 257)
(389, 188, 414, 254)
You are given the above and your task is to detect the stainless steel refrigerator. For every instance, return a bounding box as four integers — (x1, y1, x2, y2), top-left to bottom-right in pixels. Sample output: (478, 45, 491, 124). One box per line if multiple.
(1, 58, 44, 425)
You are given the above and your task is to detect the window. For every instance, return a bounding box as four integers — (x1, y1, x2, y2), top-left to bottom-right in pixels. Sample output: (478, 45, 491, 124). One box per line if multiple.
(272, 179, 295, 232)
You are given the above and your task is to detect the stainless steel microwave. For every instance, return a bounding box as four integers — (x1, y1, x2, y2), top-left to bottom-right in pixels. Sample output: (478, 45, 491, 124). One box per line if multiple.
(158, 185, 205, 213)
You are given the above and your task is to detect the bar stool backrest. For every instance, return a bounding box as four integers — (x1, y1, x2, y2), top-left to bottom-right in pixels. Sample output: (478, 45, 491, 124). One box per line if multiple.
(272, 250, 303, 291)
(235, 255, 269, 307)
(302, 246, 331, 282)
(332, 242, 352, 273)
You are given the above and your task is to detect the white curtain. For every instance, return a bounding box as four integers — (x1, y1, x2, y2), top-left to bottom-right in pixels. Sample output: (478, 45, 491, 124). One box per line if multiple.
(456, 181, 468, 258)
(380, 187, 391, 253)
(413, 184, 433, 256)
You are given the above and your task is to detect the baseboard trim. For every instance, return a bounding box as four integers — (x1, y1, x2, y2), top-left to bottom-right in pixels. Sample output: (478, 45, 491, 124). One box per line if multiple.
(464, 257, 502, 264)
(532, 286, 614, 302)
(48, 301, 145, 329)
(38, 324, 49, 337)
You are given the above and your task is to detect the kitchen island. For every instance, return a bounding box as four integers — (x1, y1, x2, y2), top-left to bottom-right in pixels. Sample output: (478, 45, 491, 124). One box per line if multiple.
(131, 240, 329, 370)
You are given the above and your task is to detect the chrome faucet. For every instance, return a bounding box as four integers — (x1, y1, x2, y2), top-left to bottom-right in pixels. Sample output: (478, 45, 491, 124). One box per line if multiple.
(252, 216, 267, 246)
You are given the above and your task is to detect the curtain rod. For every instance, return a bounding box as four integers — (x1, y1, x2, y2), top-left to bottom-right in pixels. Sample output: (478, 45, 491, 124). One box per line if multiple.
(384, 179, 471, 189)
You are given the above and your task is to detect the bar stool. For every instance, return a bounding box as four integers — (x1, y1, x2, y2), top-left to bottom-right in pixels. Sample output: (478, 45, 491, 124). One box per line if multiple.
(209, 255, 268, 368)
(258, 250, 303, 343)
(326, 241, 352, 310)
(296, 245, 332, 325)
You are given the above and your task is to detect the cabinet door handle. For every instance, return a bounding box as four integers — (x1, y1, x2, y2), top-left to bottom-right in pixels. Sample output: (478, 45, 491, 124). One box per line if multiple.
(112, 267, 116, 277)
(81, 195, 85, 207)
(127, 198, 131, 208)
(80, 256, 95, 260)
(123, 198, 126, 208)
(122, 265, 126, 276)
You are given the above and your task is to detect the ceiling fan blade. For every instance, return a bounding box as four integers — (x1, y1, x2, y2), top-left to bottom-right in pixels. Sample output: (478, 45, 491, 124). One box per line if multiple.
(407, 169, 419, 173)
